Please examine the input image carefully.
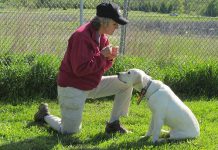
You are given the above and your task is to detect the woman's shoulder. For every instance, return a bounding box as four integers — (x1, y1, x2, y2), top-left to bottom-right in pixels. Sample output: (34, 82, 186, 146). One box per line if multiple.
(71, 23, 90, 38)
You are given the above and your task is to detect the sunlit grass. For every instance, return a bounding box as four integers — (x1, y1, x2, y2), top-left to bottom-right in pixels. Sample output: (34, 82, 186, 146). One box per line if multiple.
(0, 97, 217, 149)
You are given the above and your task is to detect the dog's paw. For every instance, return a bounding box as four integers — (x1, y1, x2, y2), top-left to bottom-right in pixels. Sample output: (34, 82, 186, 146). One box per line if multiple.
(159, 138, 168, 143)
(153, 138, 168, 145)
(153, 141, 159, 146)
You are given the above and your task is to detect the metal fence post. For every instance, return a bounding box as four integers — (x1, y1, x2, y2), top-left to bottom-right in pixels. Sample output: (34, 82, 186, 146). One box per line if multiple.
(80, 0, 84, 26)
(119, 0, 129, 55)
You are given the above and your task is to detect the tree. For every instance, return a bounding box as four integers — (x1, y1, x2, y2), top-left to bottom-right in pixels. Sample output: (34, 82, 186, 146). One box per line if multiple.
(205, 0, 218, 17)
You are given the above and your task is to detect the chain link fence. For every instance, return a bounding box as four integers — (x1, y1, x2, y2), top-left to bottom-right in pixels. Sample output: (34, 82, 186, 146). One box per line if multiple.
(125, 0, 218, 64)
(0, 0, 218, 68)
(1, 0, 218, 61)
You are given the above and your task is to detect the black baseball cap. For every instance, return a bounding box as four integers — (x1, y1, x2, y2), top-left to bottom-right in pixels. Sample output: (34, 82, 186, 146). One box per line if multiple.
(96, 2, 129, 25)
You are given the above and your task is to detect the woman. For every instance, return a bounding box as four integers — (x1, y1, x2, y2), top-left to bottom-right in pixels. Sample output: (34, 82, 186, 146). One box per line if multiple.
(34, 2, 133, 134)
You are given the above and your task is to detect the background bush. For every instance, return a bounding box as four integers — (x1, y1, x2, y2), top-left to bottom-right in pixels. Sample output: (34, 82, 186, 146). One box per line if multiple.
(0, 53, 60, 101)
(1, 0, 218, 17)
(204, 0, 218, 17)
(0, 53, 218, 101)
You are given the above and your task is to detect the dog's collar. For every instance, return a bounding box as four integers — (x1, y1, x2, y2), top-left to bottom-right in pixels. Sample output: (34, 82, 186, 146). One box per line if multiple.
(137, 79, 152, 105)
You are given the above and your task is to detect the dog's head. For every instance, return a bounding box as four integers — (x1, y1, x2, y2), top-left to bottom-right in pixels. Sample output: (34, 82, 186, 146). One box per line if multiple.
(117, 68, 152, 92)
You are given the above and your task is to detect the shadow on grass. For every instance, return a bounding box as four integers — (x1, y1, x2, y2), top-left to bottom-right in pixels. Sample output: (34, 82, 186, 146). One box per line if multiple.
(106, 136, 192, 149)
(83, 132, 116, 145)
(0, 131, 191, 150)
(82, 131, 190, 149)
(0, 134, 82, 150)
(0, 121, 83, 150)
(0, 121, 192, 150)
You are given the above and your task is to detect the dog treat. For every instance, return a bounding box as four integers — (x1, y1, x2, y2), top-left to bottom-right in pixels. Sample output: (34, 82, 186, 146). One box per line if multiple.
(111, 46, 118, 55)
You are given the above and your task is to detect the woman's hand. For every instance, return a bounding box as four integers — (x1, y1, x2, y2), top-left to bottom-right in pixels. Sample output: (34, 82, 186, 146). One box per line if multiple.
(101, 45, 119, 60)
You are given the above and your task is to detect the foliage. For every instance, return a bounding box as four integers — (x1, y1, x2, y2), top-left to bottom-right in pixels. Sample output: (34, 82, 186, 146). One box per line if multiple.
(204, 0, 218, 17)
(0, 54, 218, 101)
(3, 0, 101, 9)
(163, 61, 218, 98)
(0, 53, 60, 100)
(1, 0, 217, 16)
(25, 55, 59, 98)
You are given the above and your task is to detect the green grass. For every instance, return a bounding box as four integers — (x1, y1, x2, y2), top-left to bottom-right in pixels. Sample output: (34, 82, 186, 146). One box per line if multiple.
(0, 97, 218, 149)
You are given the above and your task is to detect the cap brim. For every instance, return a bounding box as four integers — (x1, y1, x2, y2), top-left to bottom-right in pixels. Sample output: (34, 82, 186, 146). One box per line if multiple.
(113, 17, 129, 25)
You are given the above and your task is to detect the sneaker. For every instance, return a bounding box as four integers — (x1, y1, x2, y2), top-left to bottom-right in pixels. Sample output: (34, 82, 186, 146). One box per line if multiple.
(105, 120, 129, 134)
(34, 103, 50, 123)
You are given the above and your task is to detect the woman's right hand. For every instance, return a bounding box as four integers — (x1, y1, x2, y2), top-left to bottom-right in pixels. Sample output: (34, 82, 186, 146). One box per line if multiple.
(101, 45, 119, 60)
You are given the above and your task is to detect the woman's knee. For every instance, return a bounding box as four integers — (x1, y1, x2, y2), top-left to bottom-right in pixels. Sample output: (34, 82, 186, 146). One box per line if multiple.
(61, 118, 82, 134)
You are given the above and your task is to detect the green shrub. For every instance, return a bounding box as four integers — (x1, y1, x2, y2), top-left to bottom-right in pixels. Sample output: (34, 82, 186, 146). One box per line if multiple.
(0, 53, 35, 99)
(25, 55, 59, 99)
(204, 0, 218, 17)
(0, 54, 217, 101)
(0, 63, 30, 99)
(159, 2, 168, 13)
(163, 61, 218, 97)
(0, 53, 60, 100)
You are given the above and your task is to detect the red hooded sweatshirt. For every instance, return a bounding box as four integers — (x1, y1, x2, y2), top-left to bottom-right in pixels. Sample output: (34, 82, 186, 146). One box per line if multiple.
(57, 22, 113, 90)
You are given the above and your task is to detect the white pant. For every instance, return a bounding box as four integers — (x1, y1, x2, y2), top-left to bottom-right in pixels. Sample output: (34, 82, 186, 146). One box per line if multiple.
(44, 75, 133, 134)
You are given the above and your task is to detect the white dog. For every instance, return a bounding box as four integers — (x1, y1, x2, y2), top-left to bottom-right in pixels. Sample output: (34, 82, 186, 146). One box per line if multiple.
(117, 68, 200, 143)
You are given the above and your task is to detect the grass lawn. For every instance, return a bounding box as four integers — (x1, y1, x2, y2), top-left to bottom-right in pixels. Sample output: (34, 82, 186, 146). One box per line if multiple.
(0, 97, 218, 150)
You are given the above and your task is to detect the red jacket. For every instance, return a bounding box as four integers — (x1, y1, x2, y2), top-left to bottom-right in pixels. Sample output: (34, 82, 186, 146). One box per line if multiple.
(57, 22, 113, 90)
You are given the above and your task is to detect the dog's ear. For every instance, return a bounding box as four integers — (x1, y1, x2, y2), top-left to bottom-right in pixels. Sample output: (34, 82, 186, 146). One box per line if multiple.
(133, 70, 147, 91)
(141, 75, 148, 88)
(140, 71, 152, 87)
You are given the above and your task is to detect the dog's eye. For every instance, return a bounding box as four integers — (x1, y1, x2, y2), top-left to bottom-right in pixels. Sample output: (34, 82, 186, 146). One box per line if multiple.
(128, 71, 130, 74)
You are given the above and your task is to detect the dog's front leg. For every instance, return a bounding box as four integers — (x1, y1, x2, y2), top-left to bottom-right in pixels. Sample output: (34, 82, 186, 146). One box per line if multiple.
(140, 115, 154, 141)
(145, 114, 154, 137)
(152, 114, 164, 143)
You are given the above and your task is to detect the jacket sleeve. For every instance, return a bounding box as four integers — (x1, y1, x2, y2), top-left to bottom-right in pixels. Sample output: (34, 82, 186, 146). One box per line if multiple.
(69, 33, 108, 77)
(101, 36, 113, 72)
